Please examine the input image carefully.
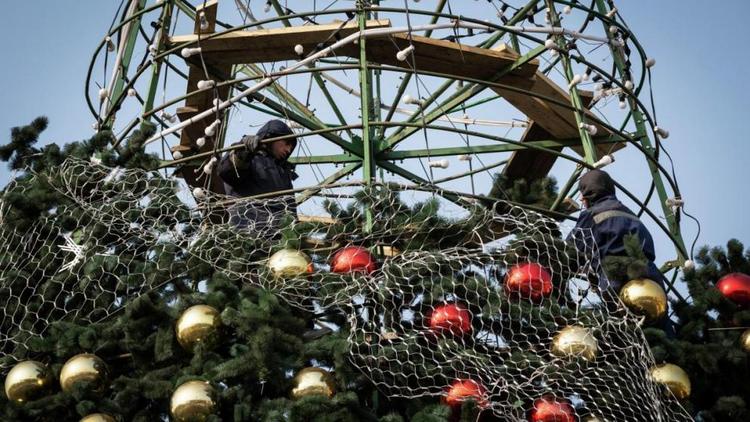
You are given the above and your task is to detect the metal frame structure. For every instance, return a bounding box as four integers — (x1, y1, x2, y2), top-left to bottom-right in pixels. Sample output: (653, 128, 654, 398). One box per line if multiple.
(85, 0, 688, 297)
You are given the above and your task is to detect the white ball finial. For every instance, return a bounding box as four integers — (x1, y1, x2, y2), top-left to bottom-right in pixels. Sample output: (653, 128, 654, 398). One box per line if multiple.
(294, 44, 304, 55)
(181, 47, 201, 58)
(428, 159, 449, 169)
(396, 45, 415, 62)
(654, 126, 670, 139)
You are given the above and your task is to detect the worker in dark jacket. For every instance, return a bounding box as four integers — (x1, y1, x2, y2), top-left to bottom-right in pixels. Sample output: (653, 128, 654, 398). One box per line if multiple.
(567, 170, 675, 334)
(218, 120, 299, 231)
(567, 169, 663, 292)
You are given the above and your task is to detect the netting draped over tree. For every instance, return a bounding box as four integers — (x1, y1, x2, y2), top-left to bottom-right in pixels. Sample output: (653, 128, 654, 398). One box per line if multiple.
(0, 155, 690, 420)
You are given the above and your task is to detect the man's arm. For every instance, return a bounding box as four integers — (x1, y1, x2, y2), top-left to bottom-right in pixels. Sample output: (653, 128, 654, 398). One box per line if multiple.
(217, 136, 259, 188)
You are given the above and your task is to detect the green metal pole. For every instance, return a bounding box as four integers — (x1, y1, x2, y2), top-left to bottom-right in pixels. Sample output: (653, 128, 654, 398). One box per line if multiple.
(358, 1, 376, 232)
(593, 0, 687, 262)
(550, 164, 583, 212)
(545, 0, 598, 165)
(106, 0, 148, 128)
(140, 2, 173, 129)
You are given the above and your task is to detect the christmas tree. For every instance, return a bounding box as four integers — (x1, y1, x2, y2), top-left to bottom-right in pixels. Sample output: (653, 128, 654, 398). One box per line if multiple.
(0, 118, 693, 421)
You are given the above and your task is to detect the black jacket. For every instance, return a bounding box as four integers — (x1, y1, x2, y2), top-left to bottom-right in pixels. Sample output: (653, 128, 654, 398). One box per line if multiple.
(218, 141, 298, 230)
(218, 141, 298, 197)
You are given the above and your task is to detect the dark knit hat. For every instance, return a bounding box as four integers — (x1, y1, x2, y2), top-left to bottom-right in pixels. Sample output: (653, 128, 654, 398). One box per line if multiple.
(256, 120, 296, 146)
(579, 169, 616, 203)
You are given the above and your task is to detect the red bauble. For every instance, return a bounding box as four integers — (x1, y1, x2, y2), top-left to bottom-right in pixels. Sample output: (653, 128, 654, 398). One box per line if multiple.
(528, 395, 576, 422)
(505, 262, 553, 301)
(429, 303, 472, 337)
(330, 246, 377, 274)
(442, 379, 488, 409)
(717, 272, 750, 306)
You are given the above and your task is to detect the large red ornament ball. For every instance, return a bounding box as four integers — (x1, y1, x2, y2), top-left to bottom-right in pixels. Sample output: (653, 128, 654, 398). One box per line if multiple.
(429, 303, 472, 337)
(528, 395, 576, 422)
(717, 272, 750, 306)
(330, 246, 377, 274)
(442, 379, 488, 409)
(505, 262, 553, 301)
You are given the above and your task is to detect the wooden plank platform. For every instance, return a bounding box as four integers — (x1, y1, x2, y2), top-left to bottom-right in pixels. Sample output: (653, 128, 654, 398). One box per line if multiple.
(170, 18, 622, 190)
(168, 21, 538, 78)
(168, 20, 392, 64)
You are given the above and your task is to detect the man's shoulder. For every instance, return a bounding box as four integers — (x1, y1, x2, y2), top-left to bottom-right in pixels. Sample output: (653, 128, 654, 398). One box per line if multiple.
(589, 197, 633, 214)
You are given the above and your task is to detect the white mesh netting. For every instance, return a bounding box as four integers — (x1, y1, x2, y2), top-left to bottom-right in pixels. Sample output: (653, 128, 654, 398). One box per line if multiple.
(0, 158, 690, 420)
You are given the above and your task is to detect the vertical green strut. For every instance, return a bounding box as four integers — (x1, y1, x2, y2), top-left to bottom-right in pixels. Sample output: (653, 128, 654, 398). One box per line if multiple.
(106, 0, 148, 129)
(358, 1, 376, 232)
(593, 0, 687, 263)
(141, 2, 173, 129)
(546, 0, 598, 166)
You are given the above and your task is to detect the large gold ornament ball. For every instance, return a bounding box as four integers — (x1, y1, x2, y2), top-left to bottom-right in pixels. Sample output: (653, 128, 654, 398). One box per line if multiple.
(4, 360, 53, 403)
(740, 329, 750, 352)
(176, 304, 222, 352)
(60, 354, 109, 394)
(650, 363, 691, 400)
(80, 414, 117, 422)
(551, 325, 599, 361)
(291, 367, 335, 400)
(619, 278, 667, 323)
(268, 249, 313, 278)
(170, 380, 217, 422)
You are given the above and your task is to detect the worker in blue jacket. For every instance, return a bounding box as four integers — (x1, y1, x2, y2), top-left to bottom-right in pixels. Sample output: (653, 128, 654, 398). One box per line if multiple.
(567, 169, 665, 292)
(567, 169, 676, 334)
(218, 120, 299, 231)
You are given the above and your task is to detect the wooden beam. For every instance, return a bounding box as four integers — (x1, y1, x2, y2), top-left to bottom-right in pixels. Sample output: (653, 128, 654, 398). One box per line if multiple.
(173, 0, 230, 193)
(193, 0, 218, 35)
(168, 20, 393, 63)
(338, 33, 539, 79)
(168, 22, 538, 78)
(502, 89, 623, 182)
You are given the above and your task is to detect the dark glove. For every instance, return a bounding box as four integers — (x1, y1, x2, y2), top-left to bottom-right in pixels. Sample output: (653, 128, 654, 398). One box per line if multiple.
(241, 134, 260, 152)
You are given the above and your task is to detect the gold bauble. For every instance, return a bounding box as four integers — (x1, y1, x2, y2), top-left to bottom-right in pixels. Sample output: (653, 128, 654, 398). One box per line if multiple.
(650, 363, 691, 400)
(170, 380, 217, 422)
(268, 249, 313, 278)
(619, 278, 667, 323)
(581, 416, 604, 422)
(551, 325, 599, 361)
(740, 329, 750, 352)
(176, 304, 222, 352)
(291, 367, 335, 400)
(80, 414, 117, 422)
(4, 360, 53, 403)
(60, 354, 109, 394)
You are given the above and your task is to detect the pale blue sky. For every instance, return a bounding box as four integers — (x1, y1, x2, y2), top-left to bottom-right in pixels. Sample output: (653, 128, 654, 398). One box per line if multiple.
(1, 1, 748, 269)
